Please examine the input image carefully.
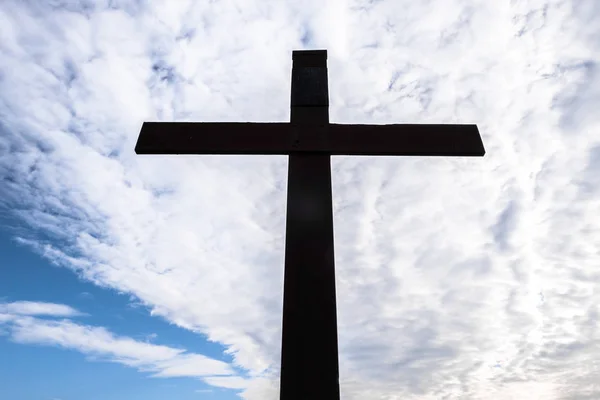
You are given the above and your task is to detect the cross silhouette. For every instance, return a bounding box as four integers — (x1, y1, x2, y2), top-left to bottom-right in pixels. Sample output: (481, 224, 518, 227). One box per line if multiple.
(135, 49, 485, 400)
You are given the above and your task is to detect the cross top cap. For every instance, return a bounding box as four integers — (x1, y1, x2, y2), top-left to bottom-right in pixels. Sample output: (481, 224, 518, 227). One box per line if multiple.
(292, 49, 327, 67)
(292, 49, 327, 59)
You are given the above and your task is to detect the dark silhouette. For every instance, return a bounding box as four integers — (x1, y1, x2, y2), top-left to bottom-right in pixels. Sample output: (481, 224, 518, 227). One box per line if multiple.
(135, 49, 485, 400)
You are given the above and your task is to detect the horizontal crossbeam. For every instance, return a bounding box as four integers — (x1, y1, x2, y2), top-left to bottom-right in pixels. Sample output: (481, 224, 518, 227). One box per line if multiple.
(135, 122, 485, 156)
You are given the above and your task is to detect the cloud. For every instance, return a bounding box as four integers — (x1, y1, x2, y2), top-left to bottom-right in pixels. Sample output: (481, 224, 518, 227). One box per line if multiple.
(202, 376, 249, 390)
(0, 313, 16, 332)
(0, 0, 599, 399)
(0, 301, 85, 317)
(4, 312, 240, 388)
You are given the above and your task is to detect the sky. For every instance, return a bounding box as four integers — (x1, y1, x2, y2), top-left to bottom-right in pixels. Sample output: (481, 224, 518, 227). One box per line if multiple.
(0, 0, 599, 399)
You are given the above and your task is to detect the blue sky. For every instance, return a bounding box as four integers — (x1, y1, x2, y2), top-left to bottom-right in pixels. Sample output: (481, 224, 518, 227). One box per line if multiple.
(1, 0, 599, 399)
(0, 216, 242, 400)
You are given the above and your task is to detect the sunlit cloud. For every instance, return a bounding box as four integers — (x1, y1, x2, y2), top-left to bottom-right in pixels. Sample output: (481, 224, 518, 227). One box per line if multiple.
(0, 301, 85, 317)
(0, 0, 598, 399)
(3, 311, 241, 389)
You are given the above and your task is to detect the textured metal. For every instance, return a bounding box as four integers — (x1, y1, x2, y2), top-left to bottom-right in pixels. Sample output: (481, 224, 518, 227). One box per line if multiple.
(134, 49, 486, 400)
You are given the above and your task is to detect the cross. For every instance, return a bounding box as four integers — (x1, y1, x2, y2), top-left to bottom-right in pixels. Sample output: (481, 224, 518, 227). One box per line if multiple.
(135, 49, 485, 400)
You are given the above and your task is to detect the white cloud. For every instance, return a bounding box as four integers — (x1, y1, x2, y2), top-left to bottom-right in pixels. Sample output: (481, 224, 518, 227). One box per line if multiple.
(5, 313, 239, 387)
(0, 313, 16, 328)
(0, 301, 84, 317)
(0, 0, 599, 399)
(202, 376, 249, 390)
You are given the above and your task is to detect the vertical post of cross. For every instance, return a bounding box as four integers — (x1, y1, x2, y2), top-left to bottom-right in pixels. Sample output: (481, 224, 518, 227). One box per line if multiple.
(279, 50, 340, 400)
